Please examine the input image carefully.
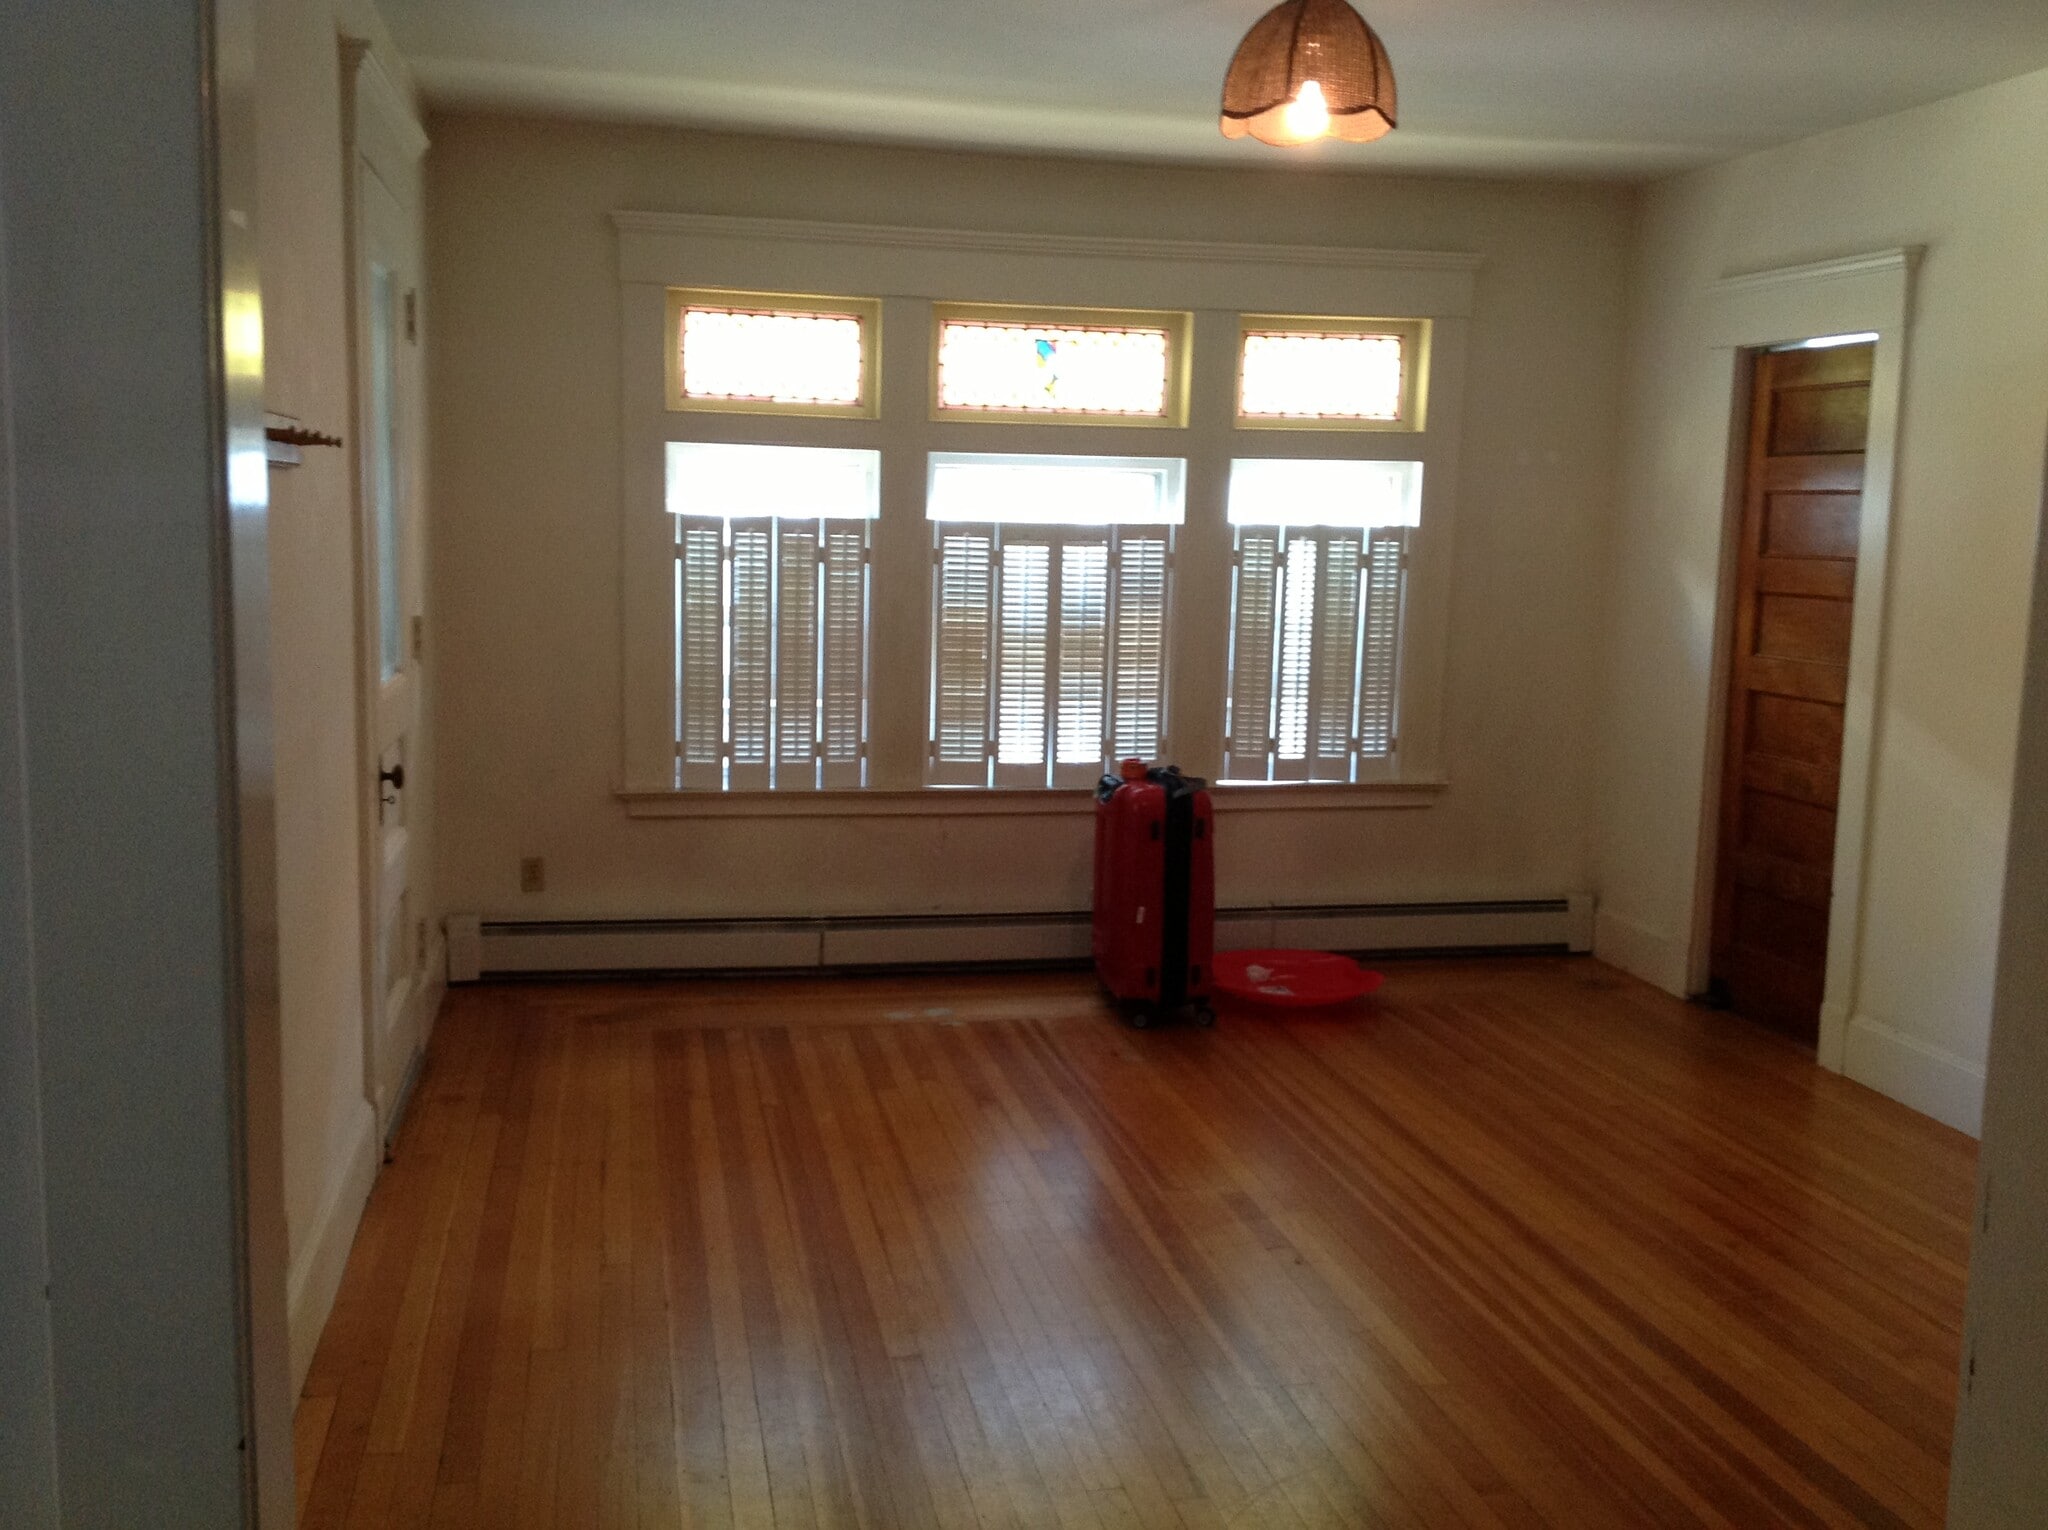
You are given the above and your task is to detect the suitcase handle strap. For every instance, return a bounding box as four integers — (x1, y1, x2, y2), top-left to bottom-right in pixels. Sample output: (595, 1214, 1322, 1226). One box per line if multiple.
(1097, 764, 1209, 803)
(1147, 765, 1207, 798)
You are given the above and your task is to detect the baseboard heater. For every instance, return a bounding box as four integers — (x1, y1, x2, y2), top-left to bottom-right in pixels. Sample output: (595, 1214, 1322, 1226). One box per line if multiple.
(447, 896, 1594, 981)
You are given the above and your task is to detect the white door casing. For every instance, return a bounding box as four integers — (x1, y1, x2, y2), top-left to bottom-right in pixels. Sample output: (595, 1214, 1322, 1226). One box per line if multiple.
(1691, 249, 1916, 1078)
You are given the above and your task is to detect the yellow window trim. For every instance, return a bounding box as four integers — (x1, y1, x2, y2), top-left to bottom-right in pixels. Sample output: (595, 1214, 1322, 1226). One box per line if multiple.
(929, 302, 1192, 428)
(665, 286, 883, 420)
(1235, 314, 1431, 433)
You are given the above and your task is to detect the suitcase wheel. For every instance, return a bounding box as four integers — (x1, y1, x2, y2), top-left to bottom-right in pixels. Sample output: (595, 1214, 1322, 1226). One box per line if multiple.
(1126, 1006, 1154, 1030)
(1192, 1004, 1216, 1029)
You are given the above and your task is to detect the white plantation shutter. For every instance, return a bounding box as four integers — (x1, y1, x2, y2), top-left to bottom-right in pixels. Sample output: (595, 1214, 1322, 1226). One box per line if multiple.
(728, 521, 773, 788)
(932, 529, 994, 785)
(820, 523, 867, 788)
(1308, 532, 1363, 782)
(775, 521, 819, 787)
(933, 525, 1171, 786)
(667, 445, 874, 789)
(673, 512, 871, 790)
(1359, 527, 1407, 757)
(1112, 534, 1168, 761)
(1224, 523, 1408, 782)
(995, 540, 1051, 784)
(1225, 528, 1280, 781)
(677, 522, 725, 788)
(925, 454, 1183, 787)
(1274, 534, 1318, 779)
(1055, 542, 1110, 782)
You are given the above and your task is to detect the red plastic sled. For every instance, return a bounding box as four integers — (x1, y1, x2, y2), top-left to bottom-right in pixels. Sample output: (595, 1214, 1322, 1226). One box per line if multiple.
(1214, 949, 1384, 1009)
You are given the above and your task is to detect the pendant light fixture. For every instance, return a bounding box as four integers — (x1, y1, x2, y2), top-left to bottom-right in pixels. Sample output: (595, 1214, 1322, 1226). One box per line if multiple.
(1219, 0, 1397, 147)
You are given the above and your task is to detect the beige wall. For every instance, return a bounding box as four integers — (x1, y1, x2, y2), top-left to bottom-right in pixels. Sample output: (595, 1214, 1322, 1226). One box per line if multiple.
(426, 116, 1631, 923)
(1596, 66, 2048, 1133)
(256, 0, 426, 1388)
(1949, 430, 2048, 1522)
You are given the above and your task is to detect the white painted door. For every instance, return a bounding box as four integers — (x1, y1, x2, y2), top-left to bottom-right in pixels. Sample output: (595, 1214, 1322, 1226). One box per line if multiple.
(356, 153, 423, 1129)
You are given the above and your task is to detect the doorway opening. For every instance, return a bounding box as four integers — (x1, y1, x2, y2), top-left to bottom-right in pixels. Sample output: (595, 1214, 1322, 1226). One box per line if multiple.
(1706, 334, 1876, 1045)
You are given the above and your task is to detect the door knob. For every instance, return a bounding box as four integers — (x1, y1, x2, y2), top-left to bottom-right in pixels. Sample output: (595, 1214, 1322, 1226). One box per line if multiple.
(379, 762, 405, 791)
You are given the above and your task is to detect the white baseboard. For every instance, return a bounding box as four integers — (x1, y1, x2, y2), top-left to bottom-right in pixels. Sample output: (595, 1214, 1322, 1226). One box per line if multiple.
(419, 932, 448, 1050)
(446, 912, 481, 983)
(1843, 1013, 1987, 1137)
(1593, 907, 1690, 996)
(286, 1100, 380, 1394)
(1816, 999, 1852, 1074)
(819, 913, 1089, 966)
(459, 897, 1596, 978)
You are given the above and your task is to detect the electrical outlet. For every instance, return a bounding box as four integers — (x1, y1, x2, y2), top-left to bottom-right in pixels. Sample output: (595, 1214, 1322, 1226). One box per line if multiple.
(519, 857, 545, 894)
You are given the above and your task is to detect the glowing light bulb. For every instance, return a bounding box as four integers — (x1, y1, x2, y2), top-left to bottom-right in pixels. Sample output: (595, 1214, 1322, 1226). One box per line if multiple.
(1280, 79, 1331, 141)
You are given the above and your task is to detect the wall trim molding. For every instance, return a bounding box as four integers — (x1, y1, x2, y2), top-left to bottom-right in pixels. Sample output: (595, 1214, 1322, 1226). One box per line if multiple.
(285, 1100, 380, 1394)
(1842, 1013, 1986, 1137)
(1592, 906, 1690, 996)
(1709, 248, 1916, 301)
(346, 39, 430, 165)
(1692, 246, 1918, 1077)
(457, 896, 1595, 978)
(617, 781, 1446, 819)
(611, 208, 1487, 279)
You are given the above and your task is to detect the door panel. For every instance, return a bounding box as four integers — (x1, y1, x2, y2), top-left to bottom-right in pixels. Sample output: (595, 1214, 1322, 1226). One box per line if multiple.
(1755, 594, 1852, 663)
(357, 154, 422, 1127)
(1749, 692, 1844, 761)
(1710, 342, 1873, 1042)
(1764, 494, 1860, 559)
(1742, 753, 1838, 811)
(1768, 382, 1871, 455)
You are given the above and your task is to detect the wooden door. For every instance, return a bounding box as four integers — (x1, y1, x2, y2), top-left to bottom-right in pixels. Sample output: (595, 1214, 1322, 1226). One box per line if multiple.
(351, 68, 428, 1135)
(1709, 342, 1873, 1043)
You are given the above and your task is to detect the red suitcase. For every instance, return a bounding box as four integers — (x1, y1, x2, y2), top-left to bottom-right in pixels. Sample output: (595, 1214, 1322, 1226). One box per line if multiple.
(1092, 760, 1216, 1028)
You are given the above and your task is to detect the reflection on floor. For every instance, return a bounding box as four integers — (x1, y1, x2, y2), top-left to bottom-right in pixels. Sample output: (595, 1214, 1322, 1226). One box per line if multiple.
(295, 958, 1976, 1528)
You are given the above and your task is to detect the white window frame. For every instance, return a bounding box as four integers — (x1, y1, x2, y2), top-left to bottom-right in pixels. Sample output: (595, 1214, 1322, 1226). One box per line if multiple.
(925, 452, 1182, 788)
(614, 211, 1478, 811)
(668, 444, 878, 791)
(1223, 521, 1410, 785)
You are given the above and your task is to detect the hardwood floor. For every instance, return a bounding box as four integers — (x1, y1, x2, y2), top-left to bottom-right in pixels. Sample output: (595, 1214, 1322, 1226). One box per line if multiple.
(296, 958, 1978, 1529)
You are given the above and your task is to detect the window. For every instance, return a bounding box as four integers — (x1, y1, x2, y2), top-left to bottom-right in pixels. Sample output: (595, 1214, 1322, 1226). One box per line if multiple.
(1236, 315, 1428, 430)
(622, 216, 1472, 805)
(927, 454, 1180, 786)
(1223, 459, 1418, 782)
(668, 444, 877, 788)
(666, 288, 881, 418)
(932, 305, 1189, 425)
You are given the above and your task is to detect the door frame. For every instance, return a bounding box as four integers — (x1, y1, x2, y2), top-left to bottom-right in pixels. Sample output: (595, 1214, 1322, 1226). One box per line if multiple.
(344, 42, 431, 1141)
(1687, 249, 1917, 1071)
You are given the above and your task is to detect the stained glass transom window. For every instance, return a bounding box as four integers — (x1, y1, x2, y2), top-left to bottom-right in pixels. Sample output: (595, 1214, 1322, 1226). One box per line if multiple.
(669, 291, 877, 415)
(681, 307, 863, 406)
(936, 318, 1174, 418)
(1239, 330, 1406, 422)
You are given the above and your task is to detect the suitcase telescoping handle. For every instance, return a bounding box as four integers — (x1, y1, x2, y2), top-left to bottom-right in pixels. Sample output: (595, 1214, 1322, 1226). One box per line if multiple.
(1097, 756, 1149, 804)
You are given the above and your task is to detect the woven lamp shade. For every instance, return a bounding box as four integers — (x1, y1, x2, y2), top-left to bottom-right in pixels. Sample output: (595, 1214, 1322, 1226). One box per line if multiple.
(1220, 0, 1397, 146)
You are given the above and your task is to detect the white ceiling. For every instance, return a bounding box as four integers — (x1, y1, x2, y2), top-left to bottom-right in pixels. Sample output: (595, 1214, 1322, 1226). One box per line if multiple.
(383, 0, 2048, 179)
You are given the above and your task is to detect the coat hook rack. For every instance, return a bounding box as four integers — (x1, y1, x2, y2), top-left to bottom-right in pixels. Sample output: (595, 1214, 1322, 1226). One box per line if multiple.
(264, 411, 344, 468)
